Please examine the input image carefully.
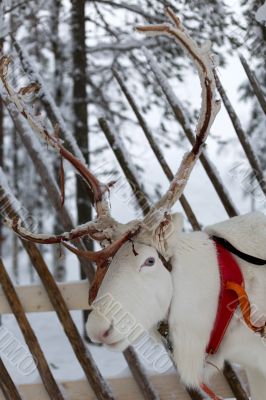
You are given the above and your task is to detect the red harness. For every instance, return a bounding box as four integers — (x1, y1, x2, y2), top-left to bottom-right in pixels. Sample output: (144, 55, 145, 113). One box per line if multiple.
(206, 239, 244, 354)
(203, 238, 266, 400)
(201, 240, 244, 400)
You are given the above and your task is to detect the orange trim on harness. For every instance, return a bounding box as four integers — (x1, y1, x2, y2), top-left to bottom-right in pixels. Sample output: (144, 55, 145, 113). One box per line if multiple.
(226, 281, 266, 336)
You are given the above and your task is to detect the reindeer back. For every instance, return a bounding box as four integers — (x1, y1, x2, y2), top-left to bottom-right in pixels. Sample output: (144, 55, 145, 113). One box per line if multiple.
(205, 212, 266, 261)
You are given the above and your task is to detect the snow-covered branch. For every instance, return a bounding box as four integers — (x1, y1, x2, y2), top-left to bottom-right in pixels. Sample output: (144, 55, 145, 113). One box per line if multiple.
(87, 36, 168, 53)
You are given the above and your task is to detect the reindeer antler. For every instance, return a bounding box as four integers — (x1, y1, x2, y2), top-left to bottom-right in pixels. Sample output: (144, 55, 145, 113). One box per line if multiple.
(0, 55, 109, 217)
(63, 224, 141, 263)
(0, 56, 141, 259)
(3, 217, 111, 244)
(137, 8, 221, 228)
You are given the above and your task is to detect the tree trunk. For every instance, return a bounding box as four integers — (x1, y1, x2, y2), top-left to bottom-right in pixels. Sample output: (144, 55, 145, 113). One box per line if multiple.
(0, 37, 4, 258)
(51, 0, 66, 282)
(12, 128, 19, 283)
(72, 0, 92, 339)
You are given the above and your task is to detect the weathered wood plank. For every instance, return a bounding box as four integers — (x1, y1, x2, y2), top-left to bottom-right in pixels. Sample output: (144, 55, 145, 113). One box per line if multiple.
(0, 374, 234, 400)
(0, 358, 22, 400)
(0, 259, 65, 400)
(0, 280, 90, 314)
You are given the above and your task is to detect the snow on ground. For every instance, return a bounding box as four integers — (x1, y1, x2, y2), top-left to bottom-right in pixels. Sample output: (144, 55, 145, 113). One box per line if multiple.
(1, 310, 129, 385)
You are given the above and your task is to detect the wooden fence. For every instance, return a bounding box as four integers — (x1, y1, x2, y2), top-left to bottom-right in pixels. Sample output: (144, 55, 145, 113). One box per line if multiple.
(0, 273, 239, 400)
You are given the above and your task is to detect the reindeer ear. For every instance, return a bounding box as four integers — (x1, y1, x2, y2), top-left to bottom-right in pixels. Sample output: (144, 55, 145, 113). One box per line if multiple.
(137, 213, 183, 257)
(168, 212, 183, 232)
(144, 212, 183, 257)
(149, 212, 183, 258)
(153, 212, 183, 241)
(157, 212, 183, 257)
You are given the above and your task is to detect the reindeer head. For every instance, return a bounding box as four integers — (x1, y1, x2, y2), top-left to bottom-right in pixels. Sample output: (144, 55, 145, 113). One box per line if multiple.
(86, 211, 186, 350)
(2, 8, 220, 351)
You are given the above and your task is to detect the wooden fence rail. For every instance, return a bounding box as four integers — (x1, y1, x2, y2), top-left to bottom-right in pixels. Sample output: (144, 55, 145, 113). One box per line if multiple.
(0, 374, 236, 400)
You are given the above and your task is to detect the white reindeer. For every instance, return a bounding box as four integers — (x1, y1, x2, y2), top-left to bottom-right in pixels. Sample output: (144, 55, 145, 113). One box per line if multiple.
(3, 8, 266, 400)
(86, 211, 266, 400)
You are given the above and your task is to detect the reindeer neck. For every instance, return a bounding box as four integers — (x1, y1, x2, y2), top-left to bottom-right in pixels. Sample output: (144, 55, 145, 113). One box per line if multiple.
(168, 230, 212, 271)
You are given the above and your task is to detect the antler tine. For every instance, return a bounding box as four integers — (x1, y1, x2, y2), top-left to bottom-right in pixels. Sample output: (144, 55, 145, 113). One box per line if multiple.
(63, 225, 141, 263)
(4, 216, 141, 263)
(137, 8, 221, 226)
(64, 224, 141, 304)
(0, 56, 109, 218)
(3, 217, 109, 244)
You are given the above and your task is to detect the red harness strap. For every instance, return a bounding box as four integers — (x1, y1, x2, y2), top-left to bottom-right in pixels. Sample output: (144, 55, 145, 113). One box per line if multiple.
(202, 239, 266, 399)
(201, 240, 244, 399)
(206, 239, 244, 354)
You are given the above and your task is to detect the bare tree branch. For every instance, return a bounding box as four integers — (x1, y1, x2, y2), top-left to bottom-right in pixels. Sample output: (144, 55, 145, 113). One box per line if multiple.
(239, 54, 266, 115)
(87, 37, 168, 53)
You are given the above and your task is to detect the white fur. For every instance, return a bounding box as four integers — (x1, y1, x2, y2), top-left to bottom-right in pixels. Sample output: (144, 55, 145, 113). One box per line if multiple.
(87, 212, 266, 399)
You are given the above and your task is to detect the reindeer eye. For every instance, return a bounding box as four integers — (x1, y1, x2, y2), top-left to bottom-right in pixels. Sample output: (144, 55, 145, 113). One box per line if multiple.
(144, 257, 155, 267)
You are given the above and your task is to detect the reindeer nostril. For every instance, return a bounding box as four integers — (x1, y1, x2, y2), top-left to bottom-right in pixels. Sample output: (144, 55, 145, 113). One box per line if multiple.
(103, 321, 113, 338)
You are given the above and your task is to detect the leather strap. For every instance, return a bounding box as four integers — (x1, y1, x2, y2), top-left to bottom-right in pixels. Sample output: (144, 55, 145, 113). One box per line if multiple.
(212, 236, 266, 266)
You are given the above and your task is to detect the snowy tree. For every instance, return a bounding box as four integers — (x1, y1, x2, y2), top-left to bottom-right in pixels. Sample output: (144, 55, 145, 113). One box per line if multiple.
(235, 0, 266, 169)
